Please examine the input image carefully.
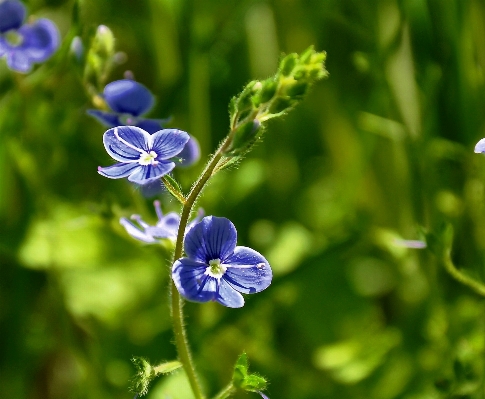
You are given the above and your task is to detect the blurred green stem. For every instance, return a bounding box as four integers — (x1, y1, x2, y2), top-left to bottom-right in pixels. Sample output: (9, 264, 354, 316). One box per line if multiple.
(212, 383, 235, 399)
(171, 136, 232, 399)
(442, 250, 485, 297)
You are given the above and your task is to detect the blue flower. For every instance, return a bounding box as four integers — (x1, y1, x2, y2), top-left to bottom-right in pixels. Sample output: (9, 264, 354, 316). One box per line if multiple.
(120, 200, 203, 243)
(98, 125, 189, 184)
(172, 216, 272, 308)
(88, 79, 200, 167)
(0, 0, 59, 73)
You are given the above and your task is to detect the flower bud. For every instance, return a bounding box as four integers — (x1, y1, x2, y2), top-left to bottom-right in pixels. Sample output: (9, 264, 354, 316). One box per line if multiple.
(279, 53, 298, 76)
(228, 119, 261, 155)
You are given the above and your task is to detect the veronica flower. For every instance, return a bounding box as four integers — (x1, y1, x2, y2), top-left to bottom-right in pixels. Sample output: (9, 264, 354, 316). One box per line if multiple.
(120, 200, 203, 243)
(98, 125, 189, 184)
(88, 79, 200, 167)
(172, 216, 272, 308)
(0, 0, 59, 73)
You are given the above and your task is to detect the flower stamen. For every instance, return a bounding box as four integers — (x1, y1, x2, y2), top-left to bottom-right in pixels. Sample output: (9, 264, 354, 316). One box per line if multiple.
(138, 150, 159, 165)
(205, 258, 227, 279)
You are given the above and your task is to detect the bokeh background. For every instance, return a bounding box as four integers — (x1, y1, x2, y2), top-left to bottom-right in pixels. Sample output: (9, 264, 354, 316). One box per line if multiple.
(2, 0, 485, 398)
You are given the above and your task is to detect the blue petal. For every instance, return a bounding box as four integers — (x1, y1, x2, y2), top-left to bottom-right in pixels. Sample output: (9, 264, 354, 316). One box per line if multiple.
(0, 0, 26, 33)
(215, 278, 244, 308)
(137, 180, 165, 198)
(184, 216, 237, 263)
(177, 136, 201, 167)
(6, 47, 30, 72)
(172, 258, 216, 303)
(150, 129, 190, 160)
(136, 117, 171, 134)
(258, 392, 270, 399)
(98, 162, 139, 179)
(103, 126, 151, 162)
(145, 212, 180, 240)
(104, 79, 154, 116)
(87, 109, 121, 127)
(19, 19, 59, 62)
(119, 217, 157, 243)
(127, 161, 175, 184)
(223, 247, 272, 294)
(475, 138, 485, 153)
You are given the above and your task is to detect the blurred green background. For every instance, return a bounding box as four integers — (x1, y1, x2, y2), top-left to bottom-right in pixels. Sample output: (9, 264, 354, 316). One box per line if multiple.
(3, 0, 485, 398)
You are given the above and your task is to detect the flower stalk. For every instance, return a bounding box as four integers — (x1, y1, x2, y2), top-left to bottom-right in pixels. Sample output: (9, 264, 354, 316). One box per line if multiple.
(170, 136, 232, 399)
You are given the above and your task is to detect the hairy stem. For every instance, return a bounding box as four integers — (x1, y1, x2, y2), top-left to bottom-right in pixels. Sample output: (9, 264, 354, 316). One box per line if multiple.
(443, 250, 485, 297)
(212, 383, 236, 399)
(170, 137, 231, 399)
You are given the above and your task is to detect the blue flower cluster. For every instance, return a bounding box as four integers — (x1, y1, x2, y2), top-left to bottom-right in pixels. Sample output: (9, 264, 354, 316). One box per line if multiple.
(0, 0, 59, 72)
(88, 79, 200, 171)
(92, 44, 272, 311)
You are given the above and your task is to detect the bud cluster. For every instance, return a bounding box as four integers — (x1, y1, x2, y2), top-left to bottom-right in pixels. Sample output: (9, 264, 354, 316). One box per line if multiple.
(84, 25, 116, 94)
(226, 46, 328, 155)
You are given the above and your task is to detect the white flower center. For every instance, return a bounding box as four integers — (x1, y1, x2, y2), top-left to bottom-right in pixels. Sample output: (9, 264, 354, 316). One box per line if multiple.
(138, 150, 159, 165)
(205, 258, 227, 279)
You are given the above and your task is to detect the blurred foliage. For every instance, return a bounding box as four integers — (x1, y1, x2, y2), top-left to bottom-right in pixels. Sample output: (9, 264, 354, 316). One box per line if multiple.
(2, 0, 485, 398)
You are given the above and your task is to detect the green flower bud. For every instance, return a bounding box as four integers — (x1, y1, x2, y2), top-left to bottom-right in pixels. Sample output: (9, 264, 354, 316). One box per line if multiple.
(268, 96, 295, 114)
(228, 119, 261, 155)
(84, 25, 116, 89)
(285, 81, 309, 98)
(279, 53, 298, 76)
(236, 80, 259, 111)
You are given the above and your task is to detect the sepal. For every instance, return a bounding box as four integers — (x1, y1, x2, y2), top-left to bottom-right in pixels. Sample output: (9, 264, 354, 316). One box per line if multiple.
(130, 357, 182, 397)
(232, 353, 268, 393)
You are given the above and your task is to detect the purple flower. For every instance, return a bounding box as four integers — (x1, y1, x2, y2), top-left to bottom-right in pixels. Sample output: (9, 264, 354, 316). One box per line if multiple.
(120, 200, 203, 243)
(0, 0, 59, 73)
(97, 125, 189, 184)
(172, 216, 272, 308)
(88, 79, 200, 167)
(258, 392, 269, 399)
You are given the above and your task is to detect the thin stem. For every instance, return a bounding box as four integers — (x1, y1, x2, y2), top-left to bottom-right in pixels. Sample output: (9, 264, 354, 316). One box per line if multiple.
(212, 383, 236, 399)
(170, 136, 232, 399)
(443, 250, 485, 297)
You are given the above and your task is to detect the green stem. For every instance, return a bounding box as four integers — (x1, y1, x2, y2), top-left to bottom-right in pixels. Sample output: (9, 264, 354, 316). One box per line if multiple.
(212, 383, 236, 399)
(170, 137, 232, 399)
(443, 250, 485, 297)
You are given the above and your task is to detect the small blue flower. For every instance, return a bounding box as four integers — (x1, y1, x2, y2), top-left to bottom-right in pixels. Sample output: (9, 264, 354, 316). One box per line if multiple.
(88, 79, 200, 167)
(172, 216, 272, 308)
(0, 0, 59, 73)
(120, 200, 203, 243)
(98, 125, 189, 184)
(258, 392, 269, 399)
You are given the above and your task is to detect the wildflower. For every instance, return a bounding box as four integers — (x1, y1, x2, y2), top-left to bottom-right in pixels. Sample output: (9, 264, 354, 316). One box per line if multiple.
(98, 125, 189, 184)
(172, 216, 272, 308)
(88, 79, 200, 167)
(120, 200, 203, 243)
(0, 0, 59, 72)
